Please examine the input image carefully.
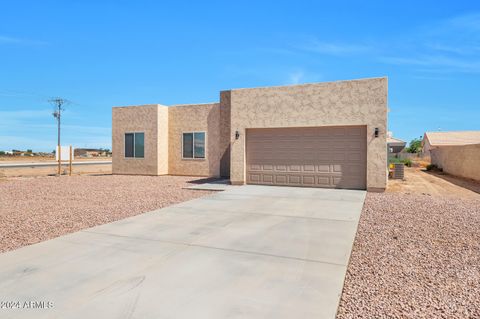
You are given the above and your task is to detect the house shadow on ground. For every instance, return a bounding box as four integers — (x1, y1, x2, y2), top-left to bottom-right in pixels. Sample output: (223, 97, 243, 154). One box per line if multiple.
(423, 170, 480, 195)
(187, 177, 228, 185)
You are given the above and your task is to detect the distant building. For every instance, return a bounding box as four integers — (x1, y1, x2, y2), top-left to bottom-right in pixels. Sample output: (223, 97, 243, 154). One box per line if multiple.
(387, 132, 406, 157)
(10, 150, 33, 156)
(74, 148, 111, 157)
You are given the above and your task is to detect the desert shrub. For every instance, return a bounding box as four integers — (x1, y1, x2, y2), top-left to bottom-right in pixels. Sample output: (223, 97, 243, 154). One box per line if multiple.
(426, 164, 437, 171)
(388, 157, 412, 167)
(402, 158, 412, 167)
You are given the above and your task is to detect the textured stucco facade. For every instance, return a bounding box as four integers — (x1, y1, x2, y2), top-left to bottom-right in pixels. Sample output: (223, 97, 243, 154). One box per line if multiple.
(112, 104, 168, 175)
(226, 78, 388, 191)
(112, 77, 388, 190)
(431, 144, 480, 181)
(168, 103, 222, 177)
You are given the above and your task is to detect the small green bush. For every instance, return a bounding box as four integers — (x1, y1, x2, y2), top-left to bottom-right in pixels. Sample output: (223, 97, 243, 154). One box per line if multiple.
(388, 157, 412, 167)
(426, 164, 437, 171)
(402, 158, 412, 167)
(388, 157, 402, 164)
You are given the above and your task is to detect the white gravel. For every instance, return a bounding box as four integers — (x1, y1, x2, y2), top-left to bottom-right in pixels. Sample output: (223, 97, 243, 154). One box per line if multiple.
(337, 192, 480, 319)
(0, 175, 215, 253)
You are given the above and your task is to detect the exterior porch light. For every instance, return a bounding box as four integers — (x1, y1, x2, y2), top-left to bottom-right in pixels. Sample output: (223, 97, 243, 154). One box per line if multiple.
(235, 130, 240, 140)
(374, 127, 379, 138)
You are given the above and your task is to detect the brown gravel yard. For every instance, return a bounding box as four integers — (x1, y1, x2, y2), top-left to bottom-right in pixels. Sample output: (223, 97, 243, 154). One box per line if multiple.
(337, 170, 480, 318)
(0, 175, 214, 253)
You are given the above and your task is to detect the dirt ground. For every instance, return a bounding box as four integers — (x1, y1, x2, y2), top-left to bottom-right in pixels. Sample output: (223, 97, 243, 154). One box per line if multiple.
(0, 156, 111, 162)
(0, 163, 112, 177)
(388, 167, 480, 199)
(0, 175, 214, 253)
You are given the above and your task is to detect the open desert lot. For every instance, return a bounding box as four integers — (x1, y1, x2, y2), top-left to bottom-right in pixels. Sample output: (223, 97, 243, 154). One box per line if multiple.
(337, 168, 480, 318)
(0, 175, 214, 253)
(0, 157, 112, 177)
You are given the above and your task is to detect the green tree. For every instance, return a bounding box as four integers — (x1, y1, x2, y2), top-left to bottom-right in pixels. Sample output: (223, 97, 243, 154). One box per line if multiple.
(406, 138, 422, 153)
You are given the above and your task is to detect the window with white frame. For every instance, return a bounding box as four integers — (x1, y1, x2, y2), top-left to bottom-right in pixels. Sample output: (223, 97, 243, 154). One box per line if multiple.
(183, 132, 205, 159)
(125, 132, 144, 158)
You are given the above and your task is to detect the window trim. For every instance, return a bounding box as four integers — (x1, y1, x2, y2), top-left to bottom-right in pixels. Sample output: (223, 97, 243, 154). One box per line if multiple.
(182, 131, 207, 160)
(124, 131, 145, 159)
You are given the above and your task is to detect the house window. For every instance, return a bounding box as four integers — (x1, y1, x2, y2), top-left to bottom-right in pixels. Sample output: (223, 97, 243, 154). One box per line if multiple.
(183, 132, 205, 159)
(125, 132, 144, 158)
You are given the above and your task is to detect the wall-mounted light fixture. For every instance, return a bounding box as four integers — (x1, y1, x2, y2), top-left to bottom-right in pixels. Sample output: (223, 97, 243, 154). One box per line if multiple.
(235, 130, 240, 140)
(374, 128, 379, 138)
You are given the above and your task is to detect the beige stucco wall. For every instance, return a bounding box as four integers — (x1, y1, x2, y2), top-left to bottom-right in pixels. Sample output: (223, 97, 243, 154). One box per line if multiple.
(168, 103, 223, 177)
(431, 144, 480, 181)
(219, 91, 231, 177)
(112, 104, 168, 175)
(422, 136, 433, 158)
(157, 106, 169, 174)
(228, 77, 388, 190)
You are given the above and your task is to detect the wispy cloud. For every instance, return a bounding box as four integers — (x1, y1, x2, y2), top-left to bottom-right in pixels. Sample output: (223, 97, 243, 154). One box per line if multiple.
(288, 70, 304, 84)
(295, 38, 371, 55)
(379, 12, 480, 74)
(448, 12, 480, 31)
(0, 35, 47, 46)
(380, 55, 480, 73)
(285, 69, 322, 85)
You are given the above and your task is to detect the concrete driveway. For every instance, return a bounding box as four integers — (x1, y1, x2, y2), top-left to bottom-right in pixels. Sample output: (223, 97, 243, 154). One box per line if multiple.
(0, 185, 365, 319)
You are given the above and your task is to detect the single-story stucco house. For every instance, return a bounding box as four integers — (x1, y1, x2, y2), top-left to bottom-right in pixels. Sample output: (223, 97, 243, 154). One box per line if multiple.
(112, 77, 388, 191)
(422, 131, 480, 181)
(387, 132, 406, 157)
(422, 131, 480, 157)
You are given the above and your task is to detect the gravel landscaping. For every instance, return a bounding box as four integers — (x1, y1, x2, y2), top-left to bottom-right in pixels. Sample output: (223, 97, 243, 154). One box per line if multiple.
(337, 192, 480, 319)
(0, 175, 214, 253)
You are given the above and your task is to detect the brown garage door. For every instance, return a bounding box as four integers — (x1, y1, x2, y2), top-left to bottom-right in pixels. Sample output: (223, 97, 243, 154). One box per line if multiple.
(246, 126, 367, 189)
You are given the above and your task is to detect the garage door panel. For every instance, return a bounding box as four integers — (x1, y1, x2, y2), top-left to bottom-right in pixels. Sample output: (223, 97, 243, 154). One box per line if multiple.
(288, 175, 302, 184)
(275, 175, 287, 184)
(317, 165, 330, 172)
(246, 126, 366, 189)
(317, 176, 331, 187)
(262, 174, 274, 183)
(302, 176, 316, 185)
(288, 165, 302, 172)
(248, 173, 261, 183)
(303, 164, 315, 172)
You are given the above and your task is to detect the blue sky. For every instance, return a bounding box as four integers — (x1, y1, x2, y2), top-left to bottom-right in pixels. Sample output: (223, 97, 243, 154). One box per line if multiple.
(1, 0, 479, 151)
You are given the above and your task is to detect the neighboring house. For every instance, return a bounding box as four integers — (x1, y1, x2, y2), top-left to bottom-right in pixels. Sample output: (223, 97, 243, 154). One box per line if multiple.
(423, 131, 480, 181)
(387, 132, 406, 157)
(74, 148, 110, 157)
(112, 77, 388, 191)
(10, 150, 32, 156)
(422, 131, 480, 157)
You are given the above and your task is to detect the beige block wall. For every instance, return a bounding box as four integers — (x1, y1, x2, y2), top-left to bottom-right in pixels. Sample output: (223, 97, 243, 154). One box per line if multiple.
(168, 103, 223, 177)
(112, 104, 168, 175)
(431, 144, 480, 181)
(228, 77, 388, 190)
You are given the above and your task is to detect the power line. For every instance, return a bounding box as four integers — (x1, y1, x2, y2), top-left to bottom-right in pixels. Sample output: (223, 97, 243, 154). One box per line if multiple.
(49, 97, 70, 175)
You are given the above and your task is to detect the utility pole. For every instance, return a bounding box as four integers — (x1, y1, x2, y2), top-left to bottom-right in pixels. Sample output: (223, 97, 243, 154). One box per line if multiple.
(50, 98, 68, 175)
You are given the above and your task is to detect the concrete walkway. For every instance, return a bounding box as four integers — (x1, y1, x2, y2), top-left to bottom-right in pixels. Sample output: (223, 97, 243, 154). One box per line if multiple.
(0, 185, 365, 319)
